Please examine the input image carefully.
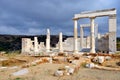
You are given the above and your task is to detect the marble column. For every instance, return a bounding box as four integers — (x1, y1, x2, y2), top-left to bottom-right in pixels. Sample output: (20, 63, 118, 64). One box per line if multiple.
(90, 17, 96, 53)
(34, 37, 39, 53)
(59, 32, 63, 52)
(109, 15, 116, 53)
(73, 19, 78, 53)
(95, 24, 98, 50)
(46, 29, 50, 52)
(80, 26, 84, 51)
(86, 36, 90, 48)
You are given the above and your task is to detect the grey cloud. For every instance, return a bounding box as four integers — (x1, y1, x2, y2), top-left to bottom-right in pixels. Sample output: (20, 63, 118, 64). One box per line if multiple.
(0, 26, 21, 34)
(0, 0, 119, 36)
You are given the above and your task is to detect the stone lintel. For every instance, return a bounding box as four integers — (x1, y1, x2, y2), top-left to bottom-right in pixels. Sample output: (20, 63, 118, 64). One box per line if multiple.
(72, 18, 79, 20)
(80, 24, 98, 27)
(74, 9, 116, 19)
(81, 8, 115, 14)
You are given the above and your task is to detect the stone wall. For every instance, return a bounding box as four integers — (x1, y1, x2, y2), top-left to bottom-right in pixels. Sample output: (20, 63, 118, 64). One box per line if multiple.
(56, 37, 87, 52)
(56, 33, 110, 53)
(97, 34, 109, 52)
(21, 37, 45, 55)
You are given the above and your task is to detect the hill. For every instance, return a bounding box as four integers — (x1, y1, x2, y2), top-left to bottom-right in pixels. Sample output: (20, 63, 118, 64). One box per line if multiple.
(0, 34, 70, 51)
(0, 34, 120, 51)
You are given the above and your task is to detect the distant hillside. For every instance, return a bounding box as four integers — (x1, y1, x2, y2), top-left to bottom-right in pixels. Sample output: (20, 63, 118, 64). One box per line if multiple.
(117, 37, 120, 51)
(0, 34, 120, 51)
(0, 34, 70, 51)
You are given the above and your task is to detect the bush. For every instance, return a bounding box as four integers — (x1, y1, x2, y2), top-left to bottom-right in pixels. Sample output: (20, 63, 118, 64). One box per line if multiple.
(14, 77, 24, 80)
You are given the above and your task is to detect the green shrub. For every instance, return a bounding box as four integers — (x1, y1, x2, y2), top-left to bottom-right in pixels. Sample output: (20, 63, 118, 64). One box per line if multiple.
(14, 77, 24, 80)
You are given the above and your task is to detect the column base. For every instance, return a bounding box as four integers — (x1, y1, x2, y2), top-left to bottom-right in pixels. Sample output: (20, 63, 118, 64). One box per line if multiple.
(90, 49, 96, 53)
(59, 50, 64, 53)
(46, 49, 50, 52)
(73, 50, 78, 54)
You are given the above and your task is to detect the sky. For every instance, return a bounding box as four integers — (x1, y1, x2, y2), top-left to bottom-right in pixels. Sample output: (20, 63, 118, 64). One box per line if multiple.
(0, 0, 120, 36)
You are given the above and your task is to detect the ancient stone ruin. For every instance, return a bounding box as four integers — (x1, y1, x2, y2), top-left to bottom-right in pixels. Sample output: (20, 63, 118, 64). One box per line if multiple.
(1, 8, 119, 80)
(73, 8, 116, 53)
(21, 29, 50, 55)
(21, 8, 117, 55)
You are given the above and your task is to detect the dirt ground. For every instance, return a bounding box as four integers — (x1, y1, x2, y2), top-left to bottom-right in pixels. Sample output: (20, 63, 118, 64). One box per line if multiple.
(0, 54, 120, 80)
(1, 63, 120, 80)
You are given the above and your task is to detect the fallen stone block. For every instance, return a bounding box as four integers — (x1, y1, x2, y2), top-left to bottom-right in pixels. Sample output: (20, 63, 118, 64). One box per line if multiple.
(9, 66, 18, 69)
(66, 72, 70, 75)
(105, 56, 111, 61)
(0, 58, 8, 61)
(64, 66, 74, 75)
(0, 67, 7, 69)
(68, 68, 74, 75)
(54, 70, 64, 77)
(92, 56, 105, 64)
(53, 57, 67, 62)
(31, 62, 37, 65)
(98, 56, 104, 64)
(84, 56, 91, 59)
(12, 68, 29, 76)
(34, 59, 42, 63)
(65, 66, 70, 70)
(92, 57, 98, 63)
(86, 63, 95, 68)
(71, 60, 79, 65)
(94, 65, 120, 71)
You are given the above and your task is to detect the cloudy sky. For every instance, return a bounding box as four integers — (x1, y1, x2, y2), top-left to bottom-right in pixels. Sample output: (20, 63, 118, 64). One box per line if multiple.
(0, 0, 120, 36)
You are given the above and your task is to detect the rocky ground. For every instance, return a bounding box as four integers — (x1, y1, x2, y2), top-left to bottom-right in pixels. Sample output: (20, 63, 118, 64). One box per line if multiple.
(1, 63, 120, 80)
(0, 53, 120, 80)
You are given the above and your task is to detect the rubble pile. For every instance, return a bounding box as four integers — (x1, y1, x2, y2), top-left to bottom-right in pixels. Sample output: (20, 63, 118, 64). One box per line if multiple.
(54, 66, 75, 76)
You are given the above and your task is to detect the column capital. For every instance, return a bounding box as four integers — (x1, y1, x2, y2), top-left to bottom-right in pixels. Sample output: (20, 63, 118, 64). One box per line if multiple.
(89, 16, 96, 19)
(109, 14, 116, 18)
(80, 26, 83, 28)
(72, 18, 79, 21)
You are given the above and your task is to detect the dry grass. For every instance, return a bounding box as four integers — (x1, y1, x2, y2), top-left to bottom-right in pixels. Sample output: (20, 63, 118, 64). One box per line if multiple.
(1, 58, 26, 67)
(1, 53, 120, 80)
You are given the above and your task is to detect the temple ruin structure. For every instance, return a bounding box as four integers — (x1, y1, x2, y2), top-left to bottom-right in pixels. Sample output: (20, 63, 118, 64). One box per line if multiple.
(56, 33, 110, 53)
(21, 8, 117, 55)
(21, 37, 45, 55)
(80, 24, 98, 51)
(73, 8, 117, 53)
